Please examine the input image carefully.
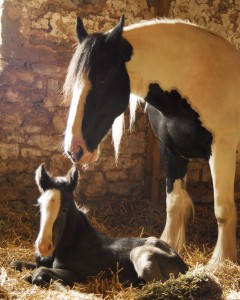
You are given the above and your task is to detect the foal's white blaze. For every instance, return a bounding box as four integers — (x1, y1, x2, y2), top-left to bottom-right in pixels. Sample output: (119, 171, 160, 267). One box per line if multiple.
(64, 77, 99, 164)
(35, 189, 61, 257)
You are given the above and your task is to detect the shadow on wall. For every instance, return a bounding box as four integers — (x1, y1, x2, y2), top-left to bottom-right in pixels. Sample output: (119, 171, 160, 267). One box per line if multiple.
(0, 0, 72, 210)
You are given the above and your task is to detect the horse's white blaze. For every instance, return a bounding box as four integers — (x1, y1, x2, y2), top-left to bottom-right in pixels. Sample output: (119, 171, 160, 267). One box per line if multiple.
(160, 179, 193, 252)
(64, 77, 99, 164)
(35, 189, 61, 256)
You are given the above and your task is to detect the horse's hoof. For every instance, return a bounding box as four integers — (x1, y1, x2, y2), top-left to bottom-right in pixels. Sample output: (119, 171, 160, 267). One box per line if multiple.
(10, 260, 23, 272)
(25, 275, 33, 284)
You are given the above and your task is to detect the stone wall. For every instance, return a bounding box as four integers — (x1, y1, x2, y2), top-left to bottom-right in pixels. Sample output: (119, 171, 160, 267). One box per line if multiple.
(0, 0, 154, 209)
(0, 0, 240, 211)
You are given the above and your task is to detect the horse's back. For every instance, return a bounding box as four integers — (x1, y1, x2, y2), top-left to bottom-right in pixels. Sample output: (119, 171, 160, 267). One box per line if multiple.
(124, 20, 240, 136)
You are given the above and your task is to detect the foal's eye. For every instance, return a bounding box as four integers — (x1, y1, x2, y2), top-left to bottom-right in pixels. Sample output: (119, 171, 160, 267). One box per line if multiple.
(96, 80, 105, 88)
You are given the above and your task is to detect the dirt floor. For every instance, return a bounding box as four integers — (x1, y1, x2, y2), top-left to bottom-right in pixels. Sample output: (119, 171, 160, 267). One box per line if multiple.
(0, 196, 240, 299)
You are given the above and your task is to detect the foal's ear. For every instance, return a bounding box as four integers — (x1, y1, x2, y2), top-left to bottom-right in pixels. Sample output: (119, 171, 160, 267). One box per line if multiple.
(35, 164, 53, 193)
(66, 165, 79, 192)
(105, 15, 124, 42)
(76, 17, 88, 43)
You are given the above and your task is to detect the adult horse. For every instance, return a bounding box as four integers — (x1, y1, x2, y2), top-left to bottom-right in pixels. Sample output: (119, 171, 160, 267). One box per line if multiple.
(64, 16, 240, 267)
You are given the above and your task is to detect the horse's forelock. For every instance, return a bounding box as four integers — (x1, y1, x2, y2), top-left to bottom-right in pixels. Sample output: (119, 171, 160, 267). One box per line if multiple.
(63, 36, 102, 103)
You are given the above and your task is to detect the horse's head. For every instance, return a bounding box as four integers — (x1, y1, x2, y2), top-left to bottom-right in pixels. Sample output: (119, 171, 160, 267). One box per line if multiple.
(35, 164, 79, 257)
(64, 16, 133, 164)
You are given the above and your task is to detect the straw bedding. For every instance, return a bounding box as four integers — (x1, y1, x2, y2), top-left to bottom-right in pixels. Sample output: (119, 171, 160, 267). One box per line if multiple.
(0, 196, 239, 300)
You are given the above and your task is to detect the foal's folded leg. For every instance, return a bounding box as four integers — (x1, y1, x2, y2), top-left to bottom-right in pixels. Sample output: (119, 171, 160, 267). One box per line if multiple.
(31, 266, 77, 287)
(10, 260, 37, 272)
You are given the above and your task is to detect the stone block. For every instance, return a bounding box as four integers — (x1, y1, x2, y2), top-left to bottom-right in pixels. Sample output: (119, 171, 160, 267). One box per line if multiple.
(187, 169, 200, 183)
(17, 70, 35, 84)
(21, 147, 50, 158)
(105, 170, 129, 181)
(49, 153, 72, 174)
(32, 63, 66, 78)
(52, 108, 68, 133)
(0, 102, 24, 125)
(108, 181, 131, 196)
(27, 134, 62, 152)
(47, 78, 60, 94)
(23, 107, 51, 127)
(84, 172, 108, 197)
(0, 143, 19, 160)
(201, 164, 212, 183)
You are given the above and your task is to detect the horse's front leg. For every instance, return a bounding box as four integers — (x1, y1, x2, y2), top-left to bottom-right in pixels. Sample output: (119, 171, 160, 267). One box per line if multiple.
(209, 139, 238, 267)
(30, 266, 77, 287)
(159, 142, 194, 252)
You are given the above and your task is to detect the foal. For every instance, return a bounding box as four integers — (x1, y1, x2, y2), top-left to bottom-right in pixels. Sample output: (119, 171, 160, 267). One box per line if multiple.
(11, 164, 187, 287)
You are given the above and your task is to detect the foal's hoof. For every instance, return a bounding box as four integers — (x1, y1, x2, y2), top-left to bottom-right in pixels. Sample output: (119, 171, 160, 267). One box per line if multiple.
(10, 260, 23, 272)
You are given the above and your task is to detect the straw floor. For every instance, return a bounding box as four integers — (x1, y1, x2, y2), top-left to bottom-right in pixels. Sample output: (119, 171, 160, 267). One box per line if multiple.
(0, 196, 239, 299)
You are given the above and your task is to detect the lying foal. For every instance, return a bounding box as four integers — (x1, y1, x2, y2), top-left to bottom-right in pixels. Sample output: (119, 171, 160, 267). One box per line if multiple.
(11, 164, 187, 287)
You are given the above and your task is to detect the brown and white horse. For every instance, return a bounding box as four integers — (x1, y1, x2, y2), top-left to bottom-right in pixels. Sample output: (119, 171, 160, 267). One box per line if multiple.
(64, 16, 240, 267)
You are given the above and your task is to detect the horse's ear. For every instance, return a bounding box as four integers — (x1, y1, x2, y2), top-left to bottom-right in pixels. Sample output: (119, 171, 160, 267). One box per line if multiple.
(105, 15, 124, 42)
(106, 15, 132, 62)
(119, 38, 133, 62)
(66, 165, 79, 192)
(35, 164, 53, 193)
(76, 17, 88, 43)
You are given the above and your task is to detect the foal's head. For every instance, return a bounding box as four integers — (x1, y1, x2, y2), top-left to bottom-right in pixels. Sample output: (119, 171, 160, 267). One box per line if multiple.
(64, 16, 133, 164)
(35, 164, 79, 257)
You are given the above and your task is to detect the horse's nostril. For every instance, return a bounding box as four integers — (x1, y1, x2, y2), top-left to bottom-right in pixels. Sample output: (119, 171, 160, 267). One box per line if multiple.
(67, 147, 83, 162)
(75, 146, 83, 161)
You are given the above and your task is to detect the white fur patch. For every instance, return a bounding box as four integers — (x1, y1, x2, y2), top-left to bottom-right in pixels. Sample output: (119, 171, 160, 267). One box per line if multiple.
(161, 179, 194, 252)
(111, 94, 142, 159)
(112, 113, 125, 160)
(35, 189, 61, 254)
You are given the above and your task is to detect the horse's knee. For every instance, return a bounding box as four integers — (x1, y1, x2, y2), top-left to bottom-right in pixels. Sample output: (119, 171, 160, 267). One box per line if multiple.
(214, 201, 236, 226)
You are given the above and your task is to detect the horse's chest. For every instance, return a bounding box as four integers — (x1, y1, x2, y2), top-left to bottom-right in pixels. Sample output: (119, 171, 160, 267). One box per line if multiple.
(146, 84, 213, 160)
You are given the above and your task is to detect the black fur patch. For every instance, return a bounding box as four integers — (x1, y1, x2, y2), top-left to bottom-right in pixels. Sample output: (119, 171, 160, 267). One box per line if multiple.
(146, 84, 213, 192)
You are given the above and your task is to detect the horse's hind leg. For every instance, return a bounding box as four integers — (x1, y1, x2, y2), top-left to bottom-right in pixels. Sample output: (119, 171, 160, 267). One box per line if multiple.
(209, 139, 238, 267)
(159, 141, 194, 252)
